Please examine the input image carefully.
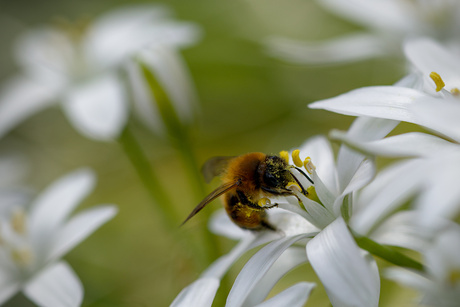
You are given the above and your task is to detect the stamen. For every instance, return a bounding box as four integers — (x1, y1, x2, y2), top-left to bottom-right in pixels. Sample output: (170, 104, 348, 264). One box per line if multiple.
(292, 150, 303, 168)
(430, 72, 445, 92)
(451, 88, 460, 96)
(11, 248, 33, 267)
(12, 209, 27, 235)
(279, 150, 289, 164)
(448, 269, 460, 285)
(304, 157, 316, 174)
(258, 198, 271, 207)
(286, 181, 302, 192)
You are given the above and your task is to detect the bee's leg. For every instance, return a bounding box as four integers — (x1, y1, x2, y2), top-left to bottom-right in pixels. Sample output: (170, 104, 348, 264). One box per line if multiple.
(264, 203, 279, 209)
(261, 186, 292, 195)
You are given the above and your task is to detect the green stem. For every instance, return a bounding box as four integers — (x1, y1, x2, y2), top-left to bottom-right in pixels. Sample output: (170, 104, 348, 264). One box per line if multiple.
(118, 125, 180, 229)
(352, 231, 424, 272)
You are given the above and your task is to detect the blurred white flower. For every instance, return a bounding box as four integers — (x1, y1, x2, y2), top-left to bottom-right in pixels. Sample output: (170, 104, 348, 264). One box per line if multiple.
(310, 37, 460, 228)
(0, 168, 117, 306)
(0, 5, 201, 141)
(386, 225, 460, 307)
(266, 0, 460, 65)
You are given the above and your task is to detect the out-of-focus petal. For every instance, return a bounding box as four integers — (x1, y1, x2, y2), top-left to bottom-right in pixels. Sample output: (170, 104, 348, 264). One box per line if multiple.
(23, 261, 83, 307)
(84, 5, 201, 69)
(48, 205, 117, 262)
(244, 247, 308, 306)
(0, 76, 59, 138)
(28, 169, 95, 259)
(330, 130, 460, 158)
(266, 33, 387, 65)
(227, 234, 314, 307)
(404, 38, 460, 93)
(253, 282, 315, 307)
(307, 218, 380, 307)
(170, 277, 219, 307)
(63, 73, 128, 141)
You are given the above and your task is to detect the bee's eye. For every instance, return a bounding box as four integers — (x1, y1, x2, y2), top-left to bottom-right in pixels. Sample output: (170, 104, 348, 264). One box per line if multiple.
(263, 170, 280, 187)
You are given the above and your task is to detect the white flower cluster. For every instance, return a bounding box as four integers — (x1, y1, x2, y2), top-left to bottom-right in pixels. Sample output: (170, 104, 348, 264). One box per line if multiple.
(174, 9, 460, 307)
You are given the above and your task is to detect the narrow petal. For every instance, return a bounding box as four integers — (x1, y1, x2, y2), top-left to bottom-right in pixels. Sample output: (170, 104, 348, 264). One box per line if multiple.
(309, 86, 426, 122)
(28, 169, 95, 258)
(227, 234, 314, 307)
(266, 33, 387, 65)
(243, 247, 308, 306)
(254, 282, 315, 307)
(0, 76, 59, 138)
(208, 209, 247, 240)
(170, 277, 219, 307)
(307, 218, 380, 307)
(48, 205, 117, 262)
(404, 38, 460, 93)
(24, 261, 83, 307)
(63, 74, 128, 141)
(330, 130, 460, 158)
(351, 159, 425, 235)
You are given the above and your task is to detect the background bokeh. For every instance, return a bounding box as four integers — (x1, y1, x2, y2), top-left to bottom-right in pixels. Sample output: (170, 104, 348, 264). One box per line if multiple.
(0, 0, 411, 306)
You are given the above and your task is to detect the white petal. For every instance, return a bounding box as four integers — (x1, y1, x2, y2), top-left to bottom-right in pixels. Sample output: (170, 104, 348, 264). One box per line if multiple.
(317, 0, 416, 32)
(208, 209, 247, 240)
(63, 74, 128, 141)
(244, 247, 308, 306)
(29, 169, 95, 258)
(0, 76, 59, 138)
(384, 267, 431, 292)
(227, 234, 314, 307)
(351, 159, 425, 235)
(298, 136, 338, 194)
(266, 33, 387, 65)
(330, 130, 460, 157)
(24, 261, 83, 307)
(170, 277, 219, 307)
(411, 98, 460, 143)
(84, 5, 201, 69)
(404, 38, 460, 92)
(307, 218, 380, 307)
(336, 117, 397, 192)
(48, 205, 117, 262)
(309, 86, 426, 122)
(254, 282, 315, 307)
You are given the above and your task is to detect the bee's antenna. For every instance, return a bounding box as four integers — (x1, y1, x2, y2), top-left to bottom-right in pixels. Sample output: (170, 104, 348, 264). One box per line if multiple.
(294, 167, 314, 184)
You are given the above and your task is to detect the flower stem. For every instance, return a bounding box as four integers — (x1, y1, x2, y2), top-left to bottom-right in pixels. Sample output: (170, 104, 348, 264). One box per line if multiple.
(352, 230, 424, 272)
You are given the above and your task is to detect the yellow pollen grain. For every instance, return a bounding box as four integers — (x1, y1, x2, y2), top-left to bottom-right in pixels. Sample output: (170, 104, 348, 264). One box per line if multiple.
(430, 72, 445, 92)
(279, 151, 290, 164)
(304, 157, 316, 174)
(292, 150, 303, 167)
(258, 198, 271, 207)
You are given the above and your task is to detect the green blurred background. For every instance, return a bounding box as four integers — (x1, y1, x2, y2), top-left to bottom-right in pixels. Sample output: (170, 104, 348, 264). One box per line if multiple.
(0, 0, 413, 306)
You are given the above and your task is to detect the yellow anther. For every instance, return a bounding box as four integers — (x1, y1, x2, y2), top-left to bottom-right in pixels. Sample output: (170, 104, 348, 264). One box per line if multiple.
(12, 209, 26, 235)
(292, 150, 303, 167)
(286, 181, 301, 192)
(448, 269, 460, 285)
(304, 157, 316, 174)
(430, 72, 445, 92)
(451, 88, 460, 96)
(258, 198, 271, 207)
(11, 248, 33, 267)
(279, 151, 290, 164)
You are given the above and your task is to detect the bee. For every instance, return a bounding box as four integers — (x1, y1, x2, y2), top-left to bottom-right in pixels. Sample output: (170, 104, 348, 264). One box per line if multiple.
(181, 152, 313, 231)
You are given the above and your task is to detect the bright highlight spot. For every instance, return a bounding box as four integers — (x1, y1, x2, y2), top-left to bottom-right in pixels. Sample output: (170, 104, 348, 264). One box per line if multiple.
(430, 72, 445, 92)
(258, 197, 271, 207)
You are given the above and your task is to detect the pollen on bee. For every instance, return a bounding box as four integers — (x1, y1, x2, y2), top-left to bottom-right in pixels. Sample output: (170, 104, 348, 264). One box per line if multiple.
(279, 151, 289, 164)
(258, 197, 271, 207)
(304, 157, 316, 174)
(292, 150, 303, 168)
(430, 72, 445, 92)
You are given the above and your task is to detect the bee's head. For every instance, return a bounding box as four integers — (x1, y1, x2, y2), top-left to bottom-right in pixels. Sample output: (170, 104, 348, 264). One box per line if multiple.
(258, 155, 292, 194)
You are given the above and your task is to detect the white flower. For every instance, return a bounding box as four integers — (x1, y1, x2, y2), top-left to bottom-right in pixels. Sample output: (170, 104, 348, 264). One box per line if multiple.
(266, 0, 460, 65)
(386, 225, 460, 307)
(0, 5, 201, 141)
(0, 168, 117, 306)
(310, 37, 460, 228)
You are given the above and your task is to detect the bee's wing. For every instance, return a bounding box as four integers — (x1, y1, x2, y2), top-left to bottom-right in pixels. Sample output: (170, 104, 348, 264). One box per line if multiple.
(201, 156, 235, 183)
(181, 181, 239, 226)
